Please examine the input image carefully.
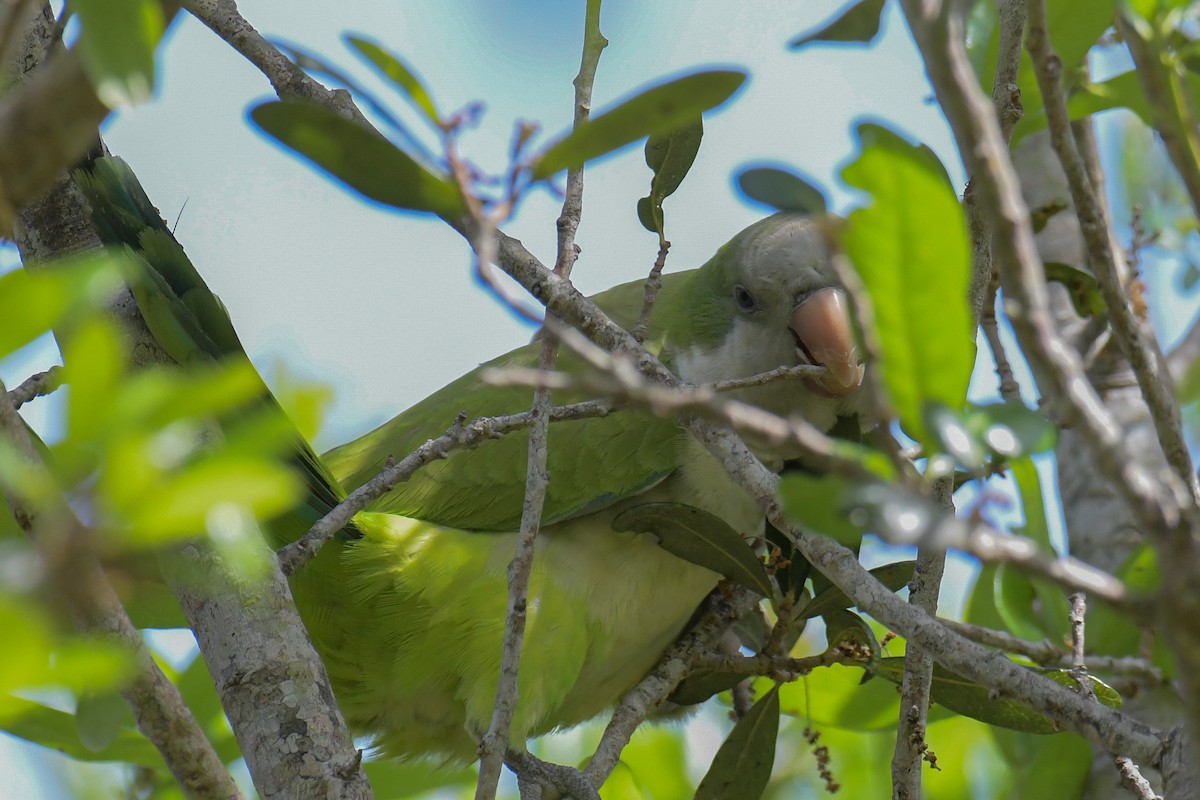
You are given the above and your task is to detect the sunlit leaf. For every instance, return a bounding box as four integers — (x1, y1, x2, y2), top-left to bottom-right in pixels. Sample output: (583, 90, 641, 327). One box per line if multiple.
(790, 0, 887, 48)
(614, 502, 772, 596)
(72, 0, 164, 107)
(840, 122, 974, 445)
(533, 70, 746, 179)
(694, 685, 780, 800)
(735, 165, 828, 214)
(251, 101, 465, 216)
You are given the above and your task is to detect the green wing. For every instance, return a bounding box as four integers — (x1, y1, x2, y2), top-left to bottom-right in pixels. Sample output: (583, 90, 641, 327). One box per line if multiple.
(73, 155, 346, 547)
(323, 275, 691, 532)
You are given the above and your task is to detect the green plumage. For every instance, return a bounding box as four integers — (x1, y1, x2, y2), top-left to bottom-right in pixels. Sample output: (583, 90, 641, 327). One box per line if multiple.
(74, 155, 861, 761)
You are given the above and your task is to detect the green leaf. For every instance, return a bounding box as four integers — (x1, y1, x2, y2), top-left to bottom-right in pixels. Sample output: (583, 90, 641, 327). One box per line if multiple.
(790, 0, 887, 48)
(638, 119, 704, 234)
(764, 519, 812, 600)
(250, 101, 465, 217)
(873, 658, 1119, 733)
(779, 473, 862, 545)
(964, 403, 1057, 458)
(1, 697, 164, 766)
(840, 122, 974, 446)
(62, 318, 126, 445)
(1044, 262, 1105, 317)
(694, 685, 779, 800)
(533, 70, 746, 180)
(75, 691, 129, 752)
(735, 165, 828, 214)
(0, 253, 126, 358)
(800, 561, 915, 620)
(72, 0, 164, 107)
(345, 35, 441, 124)
(822, 608, 880, 663)
(924, 403, 988, 470)
(670, 671, 747, 706)
(613, 503, 772, 597)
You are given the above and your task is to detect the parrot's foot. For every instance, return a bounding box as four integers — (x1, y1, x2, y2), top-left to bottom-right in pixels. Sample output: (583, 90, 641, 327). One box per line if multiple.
(505, 750, 600, 800)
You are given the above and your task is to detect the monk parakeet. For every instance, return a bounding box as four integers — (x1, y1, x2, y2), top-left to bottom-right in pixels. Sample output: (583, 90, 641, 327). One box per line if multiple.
(74, 155, 864, 761)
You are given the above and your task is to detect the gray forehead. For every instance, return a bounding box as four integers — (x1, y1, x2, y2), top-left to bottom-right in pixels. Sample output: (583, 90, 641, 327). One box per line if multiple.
(735, 216, 832, 290)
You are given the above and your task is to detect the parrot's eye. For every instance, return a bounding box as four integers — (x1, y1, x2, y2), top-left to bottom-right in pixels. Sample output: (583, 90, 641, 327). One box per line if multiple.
(734, 284, 757, 312)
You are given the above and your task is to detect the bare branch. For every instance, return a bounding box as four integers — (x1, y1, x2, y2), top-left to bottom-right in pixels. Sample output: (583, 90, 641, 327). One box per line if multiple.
(6, 365, 62, 409)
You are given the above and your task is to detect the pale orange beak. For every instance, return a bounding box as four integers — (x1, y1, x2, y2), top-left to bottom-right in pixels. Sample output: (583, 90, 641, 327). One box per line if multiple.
(789, 288, 864, 397)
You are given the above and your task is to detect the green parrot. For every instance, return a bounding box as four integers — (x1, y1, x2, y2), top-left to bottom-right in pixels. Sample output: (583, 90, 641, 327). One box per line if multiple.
(73, 155, 864, 761)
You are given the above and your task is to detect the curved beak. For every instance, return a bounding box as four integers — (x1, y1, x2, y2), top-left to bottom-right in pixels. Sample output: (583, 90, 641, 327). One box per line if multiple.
(789, 288, 864, 396)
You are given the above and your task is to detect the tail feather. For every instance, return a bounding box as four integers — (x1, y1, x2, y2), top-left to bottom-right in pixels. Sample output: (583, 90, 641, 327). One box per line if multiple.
(73, 154, 353, 546)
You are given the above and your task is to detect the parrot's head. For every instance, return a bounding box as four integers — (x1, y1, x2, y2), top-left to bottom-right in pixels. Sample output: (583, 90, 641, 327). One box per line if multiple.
(664, 213, 865, 435)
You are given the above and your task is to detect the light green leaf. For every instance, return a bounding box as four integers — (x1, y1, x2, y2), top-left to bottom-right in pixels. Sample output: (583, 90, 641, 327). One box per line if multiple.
(0, 253, 126, 358)
(790, 0, 887, 48)
(1, 697, 164, 766)
(735, 165, 828, 214)
(73, 0, 164, 107)
(533, 70, 746, 180)
(840, 122, 974, 445)
(613, 502, 772, 597)
(694, 685, 779, 800)
(779, 473, 862, 545)
(251, 101, 465, 217)
(75, 691, 129, 752)
(345, 35, 441, 124)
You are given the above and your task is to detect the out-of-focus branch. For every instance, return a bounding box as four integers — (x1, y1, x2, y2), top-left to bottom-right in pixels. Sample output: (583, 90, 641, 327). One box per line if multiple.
(1026, 0, 1199, 507)
(0, 383, 242, 800)
(6, 365, 62, 410)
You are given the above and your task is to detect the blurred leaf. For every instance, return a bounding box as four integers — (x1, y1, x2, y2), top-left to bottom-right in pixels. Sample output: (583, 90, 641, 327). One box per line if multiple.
(614, 503, 772, 596)
(964, 403, 1056, 458)
(62, 318, 126, 445)
(638, 118, 704, 234)
(72, 0, 164, 107)
(616, 727, 692, 800)
(800, 561, 914, 620)
(874, 658, 1119, 733)
(533, 70, 746, 179)
(75, 691, 129, 752)
(1, 697, 164, 766)
(990, 728, 1091, 800)
(0, 253, 126, 359)
(1030, 200, 1069, 233)
(790, 0, 887, 47)
(925, 403, 988, 470)
(736, 165, 828, 214)
(779, 473, 862, 545)
(1044, 262, 1105, 317)
(694, 685, 780, 800)
(1181, 261, 1200, 292)
(251, 101, 464, 217)
(362, 760, 474, 796)
(120, 455, 302, 547)
(841, 122, 974, 445)
(345, 35, 441, 124)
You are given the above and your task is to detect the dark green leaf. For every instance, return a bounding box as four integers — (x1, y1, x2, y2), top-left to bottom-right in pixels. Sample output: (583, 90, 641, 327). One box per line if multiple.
(533, 70, 745, 180)
(694, 686, 780, 800)
(638, 119, 704, 234)
(765, 518, 812, 600)
(736, 165, 828, 214)
(841, 122, 974, 446)
(614, 503, 772, 596)
(73, 0, 164, 107)
(670, 671, 747, 706)
(874, 657, 1119, 733)
(790, 0, 887, 48)
(822, 609, 880, 663)
(800, 561, 915, 620)
(1044, 262, 1105, 317)
(345, 35, 441, 124)
(250, 101, 464, 217)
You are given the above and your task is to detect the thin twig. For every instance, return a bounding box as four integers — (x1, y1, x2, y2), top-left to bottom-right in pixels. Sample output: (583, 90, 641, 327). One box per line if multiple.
(632, 237, 670, 344)
(1116, 755, 1163, 800)
(475, 6, 605, 798)
(1068, 592, 1096, 702)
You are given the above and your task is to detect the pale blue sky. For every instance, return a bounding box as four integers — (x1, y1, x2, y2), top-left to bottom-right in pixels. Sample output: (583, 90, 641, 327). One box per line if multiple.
(2, 1, 1157, 796)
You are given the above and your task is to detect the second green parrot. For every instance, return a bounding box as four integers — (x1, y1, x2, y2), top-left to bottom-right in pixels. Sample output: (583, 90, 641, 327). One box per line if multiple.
(74, 156, 864, 761)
